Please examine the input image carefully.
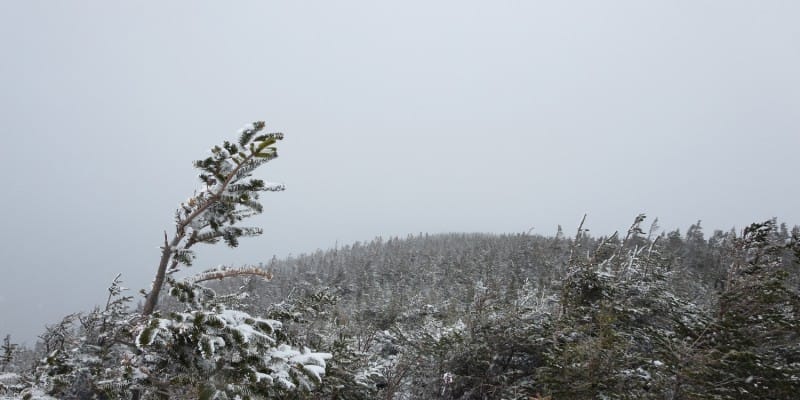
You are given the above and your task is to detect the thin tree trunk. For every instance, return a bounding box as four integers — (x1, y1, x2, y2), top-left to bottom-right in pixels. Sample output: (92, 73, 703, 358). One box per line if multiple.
(142, 232, 182, 316)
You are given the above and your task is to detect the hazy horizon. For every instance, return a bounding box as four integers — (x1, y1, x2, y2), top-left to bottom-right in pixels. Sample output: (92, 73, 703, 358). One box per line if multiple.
(2, 1, 799, 344)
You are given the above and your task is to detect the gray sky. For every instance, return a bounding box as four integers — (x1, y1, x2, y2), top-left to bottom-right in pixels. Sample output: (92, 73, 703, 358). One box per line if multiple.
(1, 1, 798, 344)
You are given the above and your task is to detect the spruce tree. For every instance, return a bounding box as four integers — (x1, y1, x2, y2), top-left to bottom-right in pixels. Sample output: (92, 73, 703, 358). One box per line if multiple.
(683, 220, 800, 399)
(0, 334, 16, 373)
(23, 121, 333, 400)
(130, 121, 333, 399)
(541, 215, 707, 399)
(142, 121, 286, 316)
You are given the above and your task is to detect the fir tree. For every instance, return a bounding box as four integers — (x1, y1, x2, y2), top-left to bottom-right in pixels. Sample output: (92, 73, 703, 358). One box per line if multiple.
(683, 220, 800, 399)
(134, 272, 331, 399)
(541, 215, 707, 399)
(0, 334, 17, 373)
(142, 121, 285, 316)
(20, 121, 334, 399)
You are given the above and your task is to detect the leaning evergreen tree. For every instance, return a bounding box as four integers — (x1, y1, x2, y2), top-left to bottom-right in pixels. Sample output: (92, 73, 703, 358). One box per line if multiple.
(682, 220, 800, 399)
(131, 121, 331, 399)
(141, 121, 286, 316)
(0, 334, 24, 396)
(540, 215, 708, 399)
(26, 121, 332, 399)
(1, 334, 17, 373)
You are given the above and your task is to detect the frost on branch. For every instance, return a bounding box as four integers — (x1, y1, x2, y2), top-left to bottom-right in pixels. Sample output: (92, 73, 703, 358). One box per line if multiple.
(186, 265, 274, 285)
(144, 121, 285, 316)
(128, 121, 332, 398)
(172, 123, 285, 267)
(135, 275, 332, 398)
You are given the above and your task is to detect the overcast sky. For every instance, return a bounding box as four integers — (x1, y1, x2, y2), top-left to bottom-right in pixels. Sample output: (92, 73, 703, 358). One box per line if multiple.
(1, 1, 798, 344)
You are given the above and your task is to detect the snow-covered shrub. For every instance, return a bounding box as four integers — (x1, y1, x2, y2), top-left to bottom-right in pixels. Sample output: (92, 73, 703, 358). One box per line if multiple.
(680, 220, 800, 399)
(541, 215, 708, 399)
(29, 275, 138, 399)
(134, 275, 331, 399)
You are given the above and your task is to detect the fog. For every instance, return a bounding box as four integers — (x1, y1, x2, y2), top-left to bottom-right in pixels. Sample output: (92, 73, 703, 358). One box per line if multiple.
(1, 1, 798, 344)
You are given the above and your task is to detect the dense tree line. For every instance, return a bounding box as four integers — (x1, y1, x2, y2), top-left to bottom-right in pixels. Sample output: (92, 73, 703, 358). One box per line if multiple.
(3, 217, 798, 399)
(2, 123, 799, 399)
(207, 217, 796, 399)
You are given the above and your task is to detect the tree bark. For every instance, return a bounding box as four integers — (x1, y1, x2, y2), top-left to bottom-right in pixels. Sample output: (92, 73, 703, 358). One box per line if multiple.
(142, 232, 182, 316)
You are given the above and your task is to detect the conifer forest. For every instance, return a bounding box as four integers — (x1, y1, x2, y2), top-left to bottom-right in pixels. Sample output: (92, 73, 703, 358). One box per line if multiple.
(2, 123, 799, 400)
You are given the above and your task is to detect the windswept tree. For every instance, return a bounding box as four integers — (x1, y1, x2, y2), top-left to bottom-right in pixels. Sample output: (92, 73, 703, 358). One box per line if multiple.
(681, 220, 800, 398)
(0, 334, 17, 373)
(540, 215, 709, 399)
(142, 121, 286, 316)
(25, 121, 332, 400)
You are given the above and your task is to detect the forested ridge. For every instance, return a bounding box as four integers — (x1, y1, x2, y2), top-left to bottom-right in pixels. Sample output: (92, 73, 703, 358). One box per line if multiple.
(2, 123, 798, 399)
(215, 218, 800, 399)
(4, 218, 799, 399)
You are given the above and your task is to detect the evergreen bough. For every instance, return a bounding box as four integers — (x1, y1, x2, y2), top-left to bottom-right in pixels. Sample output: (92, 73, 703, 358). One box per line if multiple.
(142, 121, 286, 316)
(23, 121, 333, 400)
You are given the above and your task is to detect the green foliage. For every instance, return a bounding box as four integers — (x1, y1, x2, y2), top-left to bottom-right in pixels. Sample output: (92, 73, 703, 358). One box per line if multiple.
(12, 122, 339, 400)
(171, 121, 285, 270)
(134, 278, 332, 400)
(681, 220, 800, 399)
(245, 217, 799, 399)
(540, 216, 702, 399)
(126, 123, 334, 399)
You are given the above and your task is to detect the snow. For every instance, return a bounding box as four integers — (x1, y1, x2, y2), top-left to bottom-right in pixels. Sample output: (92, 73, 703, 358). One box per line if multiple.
(238, 123, 255, 134)
(199, 336, 226, 358)
(0, 373, 19, 384)
(0, 387, 58, 400)
(217, 309, 278, 344)
(597, 270, 615, 278)
(254, 371, 273, 384)
(219, 160, 235, 175)
(268, 344, 295, 360)
(289, 347, 332, 366)
(263, 181, 286, 191)
(303, 364, 326, 382)
(234, 324, 264, 344)
(258, 345, 332, 388)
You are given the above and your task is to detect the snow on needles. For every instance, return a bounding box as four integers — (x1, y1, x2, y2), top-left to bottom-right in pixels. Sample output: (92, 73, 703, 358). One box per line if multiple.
(217, 309, 281, 344)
